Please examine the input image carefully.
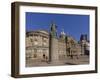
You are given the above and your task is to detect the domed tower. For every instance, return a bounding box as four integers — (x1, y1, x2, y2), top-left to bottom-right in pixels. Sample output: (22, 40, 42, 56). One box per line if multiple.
(58, 29, 67, 60)
(60, 29, 66, 40)
(80, 34, 88, 55)
(49, 22, 59, 63)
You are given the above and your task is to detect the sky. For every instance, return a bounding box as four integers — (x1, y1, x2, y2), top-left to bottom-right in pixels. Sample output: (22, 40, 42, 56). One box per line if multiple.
(26, 12, 89, 41)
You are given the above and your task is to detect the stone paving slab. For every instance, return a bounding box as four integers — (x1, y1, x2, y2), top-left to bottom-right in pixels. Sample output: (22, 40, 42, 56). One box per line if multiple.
(26, 55, 89, 67)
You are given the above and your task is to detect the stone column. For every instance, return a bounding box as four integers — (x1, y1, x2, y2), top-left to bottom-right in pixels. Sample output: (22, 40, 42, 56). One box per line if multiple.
(50, 38, 59, 63)
(81, 45, 85, 55)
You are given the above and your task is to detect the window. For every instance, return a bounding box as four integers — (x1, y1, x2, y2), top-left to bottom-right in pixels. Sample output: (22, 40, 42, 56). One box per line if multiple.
(29, 33, 33, 36)
(34, 49, 37, 53)
(33, 53, 37, 58)
(30, 38, 33, 42)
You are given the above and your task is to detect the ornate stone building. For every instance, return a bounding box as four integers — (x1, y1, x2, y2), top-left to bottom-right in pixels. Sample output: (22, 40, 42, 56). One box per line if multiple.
(26, 30, 49, 62)
(26, 23, 89, 63)
(80, 34, 90, 55)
